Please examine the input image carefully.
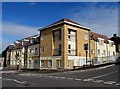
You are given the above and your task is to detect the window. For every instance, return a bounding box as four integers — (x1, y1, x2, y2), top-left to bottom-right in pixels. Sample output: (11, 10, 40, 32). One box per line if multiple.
(68, 44, 71, 54)
(68, 35, 71, 39)
(29, 60, 31, 67)
(110, 42, 113, 47)
(68, 50, 71, 54)
(98, 49, 100, 55)
(68, 44, 71, 49)
(58, 60, 61, 68)
(113, 52, 115, 55)
(41, 46, 44, 52)
(109, 51, 110, 56)
(85, 32, 88, 40)
(59, 45, 61, 49)
(34, 60, 38, 64)
(35, 48, 38, 55)
(68, 30, 71, 34)
(103, 50, 106, 56)
(29, 49, 32, 54)
(41, 60, 44, 67)
(48, 60, 52, 67)
(41, 34, 44, 40)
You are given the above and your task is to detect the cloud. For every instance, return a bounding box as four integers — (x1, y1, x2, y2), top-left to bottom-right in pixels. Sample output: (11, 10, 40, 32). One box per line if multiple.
(1, 22, 38, 53)
(2, 22, 39, 38)
(67, 3, 118, 37)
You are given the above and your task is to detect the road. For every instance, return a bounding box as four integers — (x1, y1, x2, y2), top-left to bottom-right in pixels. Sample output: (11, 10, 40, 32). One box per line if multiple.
(1, 64, 120, 88)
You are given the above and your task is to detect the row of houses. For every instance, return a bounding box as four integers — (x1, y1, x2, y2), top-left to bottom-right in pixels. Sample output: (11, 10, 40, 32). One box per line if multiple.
(6, 18, 118, 70)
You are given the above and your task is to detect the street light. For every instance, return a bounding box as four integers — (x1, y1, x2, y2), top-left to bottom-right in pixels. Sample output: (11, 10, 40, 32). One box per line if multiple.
(84, 44, 88, 66)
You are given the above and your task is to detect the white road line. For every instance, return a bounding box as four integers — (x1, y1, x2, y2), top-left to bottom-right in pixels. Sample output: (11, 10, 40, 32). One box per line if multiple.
(104, 81, 116, 85)
(60, 77, 65, 79)
(83, 78, 93, 82)
(75, 78, 81, 81)
(67, 78, 73, 80)
(116, 83, 120, 86)
(2, 78, 27, 84)
(54, 76, 59, 78)
(89, 71, 118, 79)
(92, 80, 104, 83)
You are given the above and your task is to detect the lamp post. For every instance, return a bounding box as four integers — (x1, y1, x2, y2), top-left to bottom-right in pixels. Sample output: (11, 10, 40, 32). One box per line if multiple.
(84, 44, 88, 66)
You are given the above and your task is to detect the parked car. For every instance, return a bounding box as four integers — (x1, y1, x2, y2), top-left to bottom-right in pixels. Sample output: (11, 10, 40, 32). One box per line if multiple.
(115, 56, 120, 65)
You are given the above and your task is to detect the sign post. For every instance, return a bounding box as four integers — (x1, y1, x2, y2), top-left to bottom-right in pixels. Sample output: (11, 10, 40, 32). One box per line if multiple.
(84, 44, 88, 66)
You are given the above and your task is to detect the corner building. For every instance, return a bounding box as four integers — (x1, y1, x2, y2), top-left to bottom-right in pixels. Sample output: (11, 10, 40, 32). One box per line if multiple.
(39, 18, 91, 70)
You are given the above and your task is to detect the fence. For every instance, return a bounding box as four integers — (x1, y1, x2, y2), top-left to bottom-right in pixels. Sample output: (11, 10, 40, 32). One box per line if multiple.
(93, 55, 119, 65)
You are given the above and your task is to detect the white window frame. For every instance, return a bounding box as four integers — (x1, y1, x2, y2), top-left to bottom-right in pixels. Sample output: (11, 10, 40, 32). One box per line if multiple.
(48, 60, 52, 67)
(41, 60, 44, 67)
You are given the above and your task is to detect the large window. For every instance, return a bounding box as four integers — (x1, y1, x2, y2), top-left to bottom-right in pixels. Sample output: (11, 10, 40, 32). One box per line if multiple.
(103, 50, 106, 56)
(98, 49, 100, 55)
(68, 44, 71, 54)
(48, 60, 52, 67)
(41, 60, 44, 67)
(35, 48, 38, 55)
(68, 60, 70, 68)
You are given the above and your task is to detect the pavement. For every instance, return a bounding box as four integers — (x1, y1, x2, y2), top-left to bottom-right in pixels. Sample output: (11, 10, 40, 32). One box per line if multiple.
(1, 64, 120, 88)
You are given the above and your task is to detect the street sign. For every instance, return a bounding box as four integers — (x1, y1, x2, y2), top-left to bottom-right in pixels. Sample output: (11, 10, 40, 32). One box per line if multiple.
(84, 44, 88, 50)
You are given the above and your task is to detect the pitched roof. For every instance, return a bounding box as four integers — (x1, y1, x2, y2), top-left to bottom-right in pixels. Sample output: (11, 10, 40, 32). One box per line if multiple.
(90, 32, 109, 43)
(38, 18, 90, 31)
(9, 34, 39, 50)
(48, 18, 81, 26)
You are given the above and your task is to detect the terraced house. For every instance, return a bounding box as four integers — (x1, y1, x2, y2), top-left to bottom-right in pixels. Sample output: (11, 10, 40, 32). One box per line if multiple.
(6, 18, 117, 70)
(6, 35, 40, 69)
(90, 32, 116, 65)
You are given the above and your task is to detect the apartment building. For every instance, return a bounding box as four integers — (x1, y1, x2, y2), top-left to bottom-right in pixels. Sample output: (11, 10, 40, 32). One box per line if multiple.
(6, 18, 117, 70)
(7, 35, 40, 69)
(39, 18, 91, 70)
(27, 35, 40, 69)
(90, 32, 116, 65)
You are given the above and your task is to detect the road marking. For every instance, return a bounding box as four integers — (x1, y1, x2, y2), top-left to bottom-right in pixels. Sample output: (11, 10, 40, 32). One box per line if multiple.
(116, 83, 120, 86)
(97, 64, 115, 70)
(67, 78, 73, 80)
(83, 78, 93, 82)
(2, 78, 27, 84)
(89, 71, 118, 79)
(60, 77, 65, 79)
(54, 76, 59, 78)
(75, 78, 81, 81)
(92, 80, 104, 83)
(103, 81, 116, 85)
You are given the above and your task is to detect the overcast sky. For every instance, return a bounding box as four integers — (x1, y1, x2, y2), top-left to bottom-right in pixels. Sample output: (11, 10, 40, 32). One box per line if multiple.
(1, 2, 118, 53)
